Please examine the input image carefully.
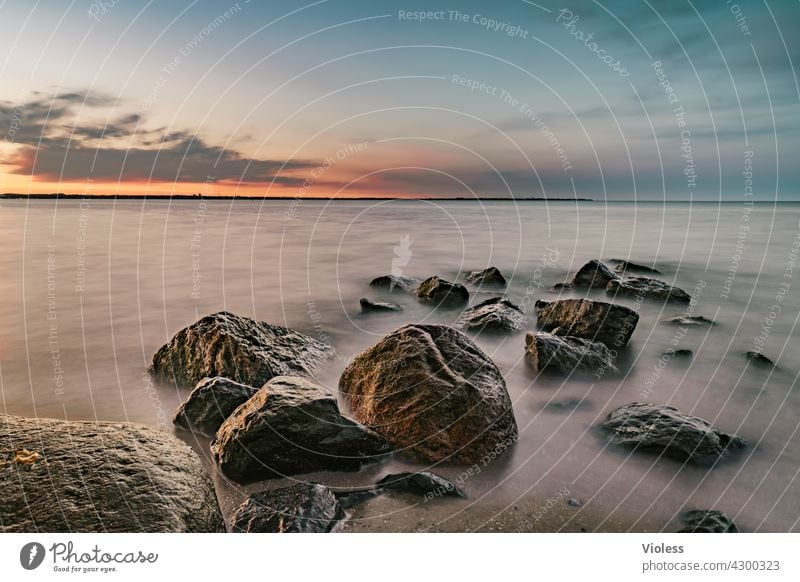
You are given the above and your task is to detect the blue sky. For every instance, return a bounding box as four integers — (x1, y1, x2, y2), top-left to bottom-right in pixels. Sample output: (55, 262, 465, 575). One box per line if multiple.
(0, 0, 797, 199)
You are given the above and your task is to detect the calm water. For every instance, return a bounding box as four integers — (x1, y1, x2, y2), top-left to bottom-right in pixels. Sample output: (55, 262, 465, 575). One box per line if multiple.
(1, 199, 798, 532)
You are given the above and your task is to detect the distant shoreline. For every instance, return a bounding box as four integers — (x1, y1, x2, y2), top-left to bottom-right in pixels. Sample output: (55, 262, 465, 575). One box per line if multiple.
(0, 193, 593, 201)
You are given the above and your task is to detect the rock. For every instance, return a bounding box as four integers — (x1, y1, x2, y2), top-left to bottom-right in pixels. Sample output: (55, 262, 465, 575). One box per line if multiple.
(535, 298, 639, 348)
(173, 377, 258, 437)
(360, 298, 402, 313)
(663, 315, 716, 326)
(340, 324, 518, 463)
(568, 498, 582, 507)
(599, 403, 747, 465)
(665, 348, 693, 358)
(465, 267, 507, 287)
(543, 398, 591, 412)
(231, 483, 344, 533)
(606, 276, 691, 303)
(556, 259, 619, 290)
(677, 509, 738, 533)
(150, 311, 332, 388)
(745, 351, 776, 368)
(455, 296, 526, 332)
(525, 332, 618, 375)
(336, 471, 466, 508)
(610, 259, 662, 275)
(0, 413, 223, 533)
(416, 276, 470, 308)
(212, 376, 390, 483)
(369, 274, 420, 293)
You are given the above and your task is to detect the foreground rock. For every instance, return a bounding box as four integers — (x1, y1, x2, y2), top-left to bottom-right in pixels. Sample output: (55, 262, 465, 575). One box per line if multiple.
(677, 509, 738, 533)
(231, 483, 344, 533)
(174, 377, 258, 436)
(0, 413, 223, 532)
(360, 298, 402, 313)
(525, 332, 618, 375)
(212, 376, 390, 483)
(745, 351, 776, 368)
(663, 315, 716, 326)
(340, 324, 518, 463)
(535, 298, 639, 348)
(465, 267, 507, 287)
(610, 259, 662, 275)
(599, 403, 747, 465)
(607, 276, 691, 303)
(337, 471, 466, 508)
(555, 259, 619, 290)
(455, 296, 526, 332)
(416, 276, 470, 308)
(150, 311, 332, 388)
(369, 274, 420, 293)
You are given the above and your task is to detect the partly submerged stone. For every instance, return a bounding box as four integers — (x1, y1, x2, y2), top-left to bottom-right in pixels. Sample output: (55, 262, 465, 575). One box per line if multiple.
(0, 413, 223, 533)
(465, 267, 507, 287)
(230, 483, 344, 533)
(745, 351, 776, 368)
(212, 376, 390, 483)
(525, 332, 618, 375)
(369, 274, 420, 293)
(677, 509, 738, 533)
(535, 298, 639, 348)
(610, 259, 662, 275)
(360, 298, 402, 313)
(340, 324, 518, 463)
(336, 471, 466, 508)
(150, 311, 332, 388)
(455, 296, 526, 332)
(663, 315, 716, 326)
(599, 403, 747, 465)
(607, 276, 691, 303)
(555, 259, 619, 290)
(173, 376, 258, 437)
(416, 276, 470, 308)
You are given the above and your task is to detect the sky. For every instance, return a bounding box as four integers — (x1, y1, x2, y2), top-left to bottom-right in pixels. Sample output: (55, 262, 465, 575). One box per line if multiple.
(0, 0, 797, 200)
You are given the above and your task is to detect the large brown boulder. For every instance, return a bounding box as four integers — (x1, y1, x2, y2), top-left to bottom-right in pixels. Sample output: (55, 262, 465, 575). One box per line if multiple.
(0, 413, 223, 533)
(535, 298, 639, 348)
(525, 332, 618, 375)
(212, 376, 390, 483)
(150, 311, 332, 388)
(339, 324, 518, 463)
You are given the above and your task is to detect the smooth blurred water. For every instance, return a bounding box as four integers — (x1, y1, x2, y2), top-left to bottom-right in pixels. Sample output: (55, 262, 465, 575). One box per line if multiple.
(1, 198, 798, 532)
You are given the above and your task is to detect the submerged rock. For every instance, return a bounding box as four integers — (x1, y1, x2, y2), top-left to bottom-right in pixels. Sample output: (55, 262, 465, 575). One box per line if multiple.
(0, 413, 223, 533)
(665, 348, 694, 359)
(360, 298, 402, 313)
(678, 509, 738, 533)
(599, 403, 747, 465)
(340, 324, 518, 463)
(150, 311, 332, 388)
(369, 274, 420, 293)
(525, 332, 618, 375)
(745, 351, 776, 368)
(465, 267, 507, 287)
(416, 276, 470, 308)
(212, 376, 390, 483)
(231, 483, 344, 533)
(535, 298, 639, 348)
(455, 296, 526, 332)
(610, 259, 662, 275)
(663, 315, 716, 326)
(555, 259, 619, 290)
(174, 377, 258, 437)
(337, 471, 466, 508)
(543, 398, 592, 412)
(607, 276, 691, 303)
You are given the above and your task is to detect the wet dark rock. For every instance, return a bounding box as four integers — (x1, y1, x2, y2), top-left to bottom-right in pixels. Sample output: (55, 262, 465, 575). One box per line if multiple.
(337, 471, 466, 508)
(535, 298, 639, 348)
(525, 332, 618, 375)
(340, 324, 518, 463)
(678, 509, 738, 533)
(465, 267, 507, 287)
(360, 298, 402, 313)
(543, 398, 592, 412)
(745, 351, 776, 368)
(212, 376, 390, 483)
(664, 315, 716, 326)
(665, 348, 694, 358)
(455, 296, 526, 332)
(606, 276, 691, 303)
(555, 259, 619, 290)
(369, 274, 420, 294)
(568, 498, 582, 508)
(173, 376, 258, 437)
(0, 413, 223, 533)
(150, 311, 332, 388)
(416, 276, 470, 308)
(231, 483, 344, 533)
(610, 259, 662, 275)
(599, 403, 747, 465)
